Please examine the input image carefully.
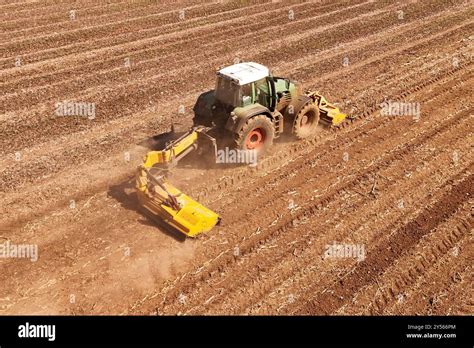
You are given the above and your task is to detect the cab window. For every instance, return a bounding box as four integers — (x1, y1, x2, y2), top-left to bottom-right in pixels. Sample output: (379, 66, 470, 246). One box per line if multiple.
(254, 78, 269, 107)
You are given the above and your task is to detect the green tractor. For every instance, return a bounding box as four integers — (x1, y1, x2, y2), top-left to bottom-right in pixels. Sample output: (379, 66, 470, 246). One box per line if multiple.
(193, 62, 346, 154)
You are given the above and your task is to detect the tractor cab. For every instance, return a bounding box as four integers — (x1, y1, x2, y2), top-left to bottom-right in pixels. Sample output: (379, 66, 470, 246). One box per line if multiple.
(193, 62, 298, 128)
(215, 62, 291, 111)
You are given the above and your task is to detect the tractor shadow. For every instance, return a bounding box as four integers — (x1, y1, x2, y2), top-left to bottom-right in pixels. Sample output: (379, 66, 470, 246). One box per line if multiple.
(138, 127, 184, 151)
(107, 177, 186, 242)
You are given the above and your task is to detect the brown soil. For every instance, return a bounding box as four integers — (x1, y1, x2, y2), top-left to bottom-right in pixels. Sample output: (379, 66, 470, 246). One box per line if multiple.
(0, 0, 472, 315)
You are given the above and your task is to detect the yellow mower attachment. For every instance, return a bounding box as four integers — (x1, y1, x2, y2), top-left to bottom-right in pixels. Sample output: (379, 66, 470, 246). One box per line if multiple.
(308, 91, 347, 126)
(136, 128, 220, 237)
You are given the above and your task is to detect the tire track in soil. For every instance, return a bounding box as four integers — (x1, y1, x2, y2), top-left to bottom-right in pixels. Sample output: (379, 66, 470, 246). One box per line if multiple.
(350, 203, 473, 315)
(413, 237, 472, 315)
(290, 171, 473, 314)
(256, 164, 471, 315)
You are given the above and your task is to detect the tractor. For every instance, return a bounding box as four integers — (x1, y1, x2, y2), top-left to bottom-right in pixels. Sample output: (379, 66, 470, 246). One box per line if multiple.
(192, 62, 345, 155)
(135, 62, 347, 237)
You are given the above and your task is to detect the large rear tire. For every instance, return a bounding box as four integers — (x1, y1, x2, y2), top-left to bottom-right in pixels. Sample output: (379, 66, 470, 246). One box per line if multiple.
(292, 103, 320, 139)
(235, 115, 274, 156)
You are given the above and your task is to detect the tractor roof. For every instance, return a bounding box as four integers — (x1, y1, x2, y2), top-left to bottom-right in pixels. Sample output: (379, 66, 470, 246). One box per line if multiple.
(217, 62, 269, 85)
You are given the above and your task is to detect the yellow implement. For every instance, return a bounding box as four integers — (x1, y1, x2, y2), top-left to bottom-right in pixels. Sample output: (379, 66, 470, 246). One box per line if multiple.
(308, 91, 347, 126)
(136, 128, 220, 238)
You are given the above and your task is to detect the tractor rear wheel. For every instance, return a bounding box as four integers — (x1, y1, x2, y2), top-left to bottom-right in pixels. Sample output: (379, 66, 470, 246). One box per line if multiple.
(292, 102, 320, 139)
(235, 115, 274, 155)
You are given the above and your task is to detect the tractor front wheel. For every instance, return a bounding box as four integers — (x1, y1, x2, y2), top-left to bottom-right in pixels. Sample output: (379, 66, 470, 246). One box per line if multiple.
(235, 115, 275, 155)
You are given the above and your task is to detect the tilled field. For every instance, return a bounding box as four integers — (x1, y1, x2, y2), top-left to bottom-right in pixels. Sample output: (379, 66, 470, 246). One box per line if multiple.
(0, 0, 472, 315)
